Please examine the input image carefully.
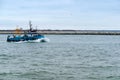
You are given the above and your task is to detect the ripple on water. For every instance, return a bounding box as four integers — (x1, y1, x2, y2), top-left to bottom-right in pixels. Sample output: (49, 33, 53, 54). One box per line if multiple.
(0, 35, 120, 80)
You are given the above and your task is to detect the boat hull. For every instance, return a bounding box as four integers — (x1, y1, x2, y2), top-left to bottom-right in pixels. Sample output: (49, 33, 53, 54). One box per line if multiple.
(7, 35, 49, 43)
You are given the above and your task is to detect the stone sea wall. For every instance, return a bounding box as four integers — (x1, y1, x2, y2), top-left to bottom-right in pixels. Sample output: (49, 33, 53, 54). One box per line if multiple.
(0, 30, 120, 35)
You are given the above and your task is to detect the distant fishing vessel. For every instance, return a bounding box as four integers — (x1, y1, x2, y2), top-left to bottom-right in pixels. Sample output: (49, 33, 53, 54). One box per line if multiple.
(7, 21, 49, 42)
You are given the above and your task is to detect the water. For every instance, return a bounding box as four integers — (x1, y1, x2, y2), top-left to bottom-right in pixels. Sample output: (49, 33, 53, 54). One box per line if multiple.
(0, 35, 120, 80)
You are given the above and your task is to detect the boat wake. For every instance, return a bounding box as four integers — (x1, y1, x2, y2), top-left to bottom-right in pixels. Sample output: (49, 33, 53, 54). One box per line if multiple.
(14, 38, 50, 43)
(25, 38, 50, 43)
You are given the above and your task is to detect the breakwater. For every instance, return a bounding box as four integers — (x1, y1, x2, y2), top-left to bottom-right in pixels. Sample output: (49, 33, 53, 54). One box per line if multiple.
(0, 30, 120, 35)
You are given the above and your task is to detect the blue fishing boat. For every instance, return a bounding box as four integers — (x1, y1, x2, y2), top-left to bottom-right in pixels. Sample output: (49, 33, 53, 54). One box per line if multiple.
(7, 21, 49, 42)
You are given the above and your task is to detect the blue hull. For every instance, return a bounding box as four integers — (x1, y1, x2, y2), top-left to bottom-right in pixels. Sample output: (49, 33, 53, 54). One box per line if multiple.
(7, 34, 46, 42)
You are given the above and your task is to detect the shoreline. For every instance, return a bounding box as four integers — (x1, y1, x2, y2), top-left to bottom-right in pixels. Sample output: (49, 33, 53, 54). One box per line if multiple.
(0, 30, 120, 35)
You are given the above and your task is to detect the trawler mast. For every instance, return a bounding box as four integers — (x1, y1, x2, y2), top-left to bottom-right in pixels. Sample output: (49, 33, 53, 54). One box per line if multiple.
(29, 21, 32, 31)
(29, 21, 37, 32)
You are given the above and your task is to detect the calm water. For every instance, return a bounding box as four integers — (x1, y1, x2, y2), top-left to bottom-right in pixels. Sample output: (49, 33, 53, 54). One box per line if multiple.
(0, 35, 120, 80)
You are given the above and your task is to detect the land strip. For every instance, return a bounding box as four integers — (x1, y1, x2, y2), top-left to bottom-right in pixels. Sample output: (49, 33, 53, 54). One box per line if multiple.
(0, 30, 120, 35)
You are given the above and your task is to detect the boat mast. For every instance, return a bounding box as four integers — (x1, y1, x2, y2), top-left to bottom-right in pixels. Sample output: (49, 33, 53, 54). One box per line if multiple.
(28, 21, 37, 33)
(29, 21, 32, 31)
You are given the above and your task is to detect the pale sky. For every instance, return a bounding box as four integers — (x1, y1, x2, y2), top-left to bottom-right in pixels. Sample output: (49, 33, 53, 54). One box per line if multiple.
(0, 0, 120, 30)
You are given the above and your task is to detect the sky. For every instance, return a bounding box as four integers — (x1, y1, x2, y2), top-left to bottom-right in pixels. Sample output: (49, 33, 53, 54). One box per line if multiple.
(0, 0, 120, 30)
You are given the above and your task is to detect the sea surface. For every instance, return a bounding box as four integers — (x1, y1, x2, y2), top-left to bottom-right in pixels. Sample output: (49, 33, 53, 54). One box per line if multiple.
(0, 35, 120, 80)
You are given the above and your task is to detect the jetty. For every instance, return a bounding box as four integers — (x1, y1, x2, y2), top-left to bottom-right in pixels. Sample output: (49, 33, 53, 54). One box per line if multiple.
(0, 30, 120, 35)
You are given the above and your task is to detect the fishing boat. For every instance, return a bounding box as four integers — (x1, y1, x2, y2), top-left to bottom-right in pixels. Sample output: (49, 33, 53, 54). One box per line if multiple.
(7, 21, 49, 42)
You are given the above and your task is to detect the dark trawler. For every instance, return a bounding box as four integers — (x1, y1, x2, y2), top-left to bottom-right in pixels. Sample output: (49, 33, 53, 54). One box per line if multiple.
(7, 21, 49, 42)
